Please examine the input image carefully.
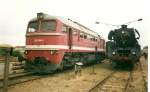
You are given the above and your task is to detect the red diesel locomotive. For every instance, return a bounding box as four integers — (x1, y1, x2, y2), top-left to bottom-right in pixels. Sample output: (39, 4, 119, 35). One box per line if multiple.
(25, 13, 105, 73)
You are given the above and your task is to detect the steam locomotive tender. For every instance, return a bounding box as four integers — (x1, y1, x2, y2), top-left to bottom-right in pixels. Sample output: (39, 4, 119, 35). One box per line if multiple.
(106, 25, 141, 68)
(25, 13, 105, 73)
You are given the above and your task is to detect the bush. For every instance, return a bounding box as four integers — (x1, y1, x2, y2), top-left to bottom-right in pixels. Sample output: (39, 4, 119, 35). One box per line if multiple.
(12, 50, 22, 57)
(0, 48, 8, 56)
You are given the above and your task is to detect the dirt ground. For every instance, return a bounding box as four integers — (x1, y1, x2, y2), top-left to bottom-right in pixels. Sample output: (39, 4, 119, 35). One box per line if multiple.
(126, 56, 148, 92)
(8, 57, 148, 92)
(8, 60, 113, 92)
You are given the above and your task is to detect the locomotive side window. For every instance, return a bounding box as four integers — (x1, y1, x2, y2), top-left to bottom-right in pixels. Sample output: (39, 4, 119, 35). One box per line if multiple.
(62, 26, 67, 32)
(87, 34, 92, 40)
(84, 34, 87, 39)
(79, 32, 88, 39)
(89, 36, 97, 41)
(73, 29, 78, 35)
(90, 36, 94, 41)
(28, 22, 38, 32)
(95, 38, 97, 41)
(41, 20, 56, 31)
(80, 32, 84, 38)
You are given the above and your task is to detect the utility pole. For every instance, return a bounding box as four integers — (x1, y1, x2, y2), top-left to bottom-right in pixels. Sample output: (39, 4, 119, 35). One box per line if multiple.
(3, 48, 10, 92)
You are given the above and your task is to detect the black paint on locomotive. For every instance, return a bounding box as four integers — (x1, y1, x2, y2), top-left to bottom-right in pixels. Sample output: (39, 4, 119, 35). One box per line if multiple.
(106, 25, 141, 69)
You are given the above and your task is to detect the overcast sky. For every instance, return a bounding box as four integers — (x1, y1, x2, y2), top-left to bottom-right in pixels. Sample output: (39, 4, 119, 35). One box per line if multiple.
(0, 0, 149, 48)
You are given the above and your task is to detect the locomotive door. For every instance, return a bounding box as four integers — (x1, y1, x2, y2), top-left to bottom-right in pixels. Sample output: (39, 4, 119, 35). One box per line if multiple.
(68, 28, 73, 49)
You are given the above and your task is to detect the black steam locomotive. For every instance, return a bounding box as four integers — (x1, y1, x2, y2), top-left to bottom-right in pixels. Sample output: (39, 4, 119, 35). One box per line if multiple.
(106, 25, 141, 68)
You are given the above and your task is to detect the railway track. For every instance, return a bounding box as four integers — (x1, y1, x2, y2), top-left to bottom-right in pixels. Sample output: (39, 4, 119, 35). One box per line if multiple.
(127, 56, 147, 92)
(125, 60, 147, 92)
(0, 72, 34, 81)
(0, 66, 75, 90)
(123, 71, 133, 92)
(88, 70, 133, 92)
(139, 60, 147, 92)
(88, 71, 116, 92)
(0, 72, 39, 88)
(0, 58, 147, 92)
(88, 57, 147, 92)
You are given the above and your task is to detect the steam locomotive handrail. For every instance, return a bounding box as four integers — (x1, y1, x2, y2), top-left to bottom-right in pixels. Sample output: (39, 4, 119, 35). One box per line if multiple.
(134, 29, 140, 39)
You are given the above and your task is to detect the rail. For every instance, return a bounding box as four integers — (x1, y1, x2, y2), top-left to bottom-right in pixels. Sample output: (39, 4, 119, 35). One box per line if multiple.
(0, 72, 37, 89)
(139, 61, 147, 92)
(124, 71, 133, 92)
(88, 71, 116, 92)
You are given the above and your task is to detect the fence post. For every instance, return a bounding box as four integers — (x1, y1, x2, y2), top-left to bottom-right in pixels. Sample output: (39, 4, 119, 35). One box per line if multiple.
(3, 48, 11, 92)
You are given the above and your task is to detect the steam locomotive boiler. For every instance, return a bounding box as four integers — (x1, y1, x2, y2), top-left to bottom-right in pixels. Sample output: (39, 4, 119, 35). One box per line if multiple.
(106, 25, 141, 68)
(24, 13, 105, 73)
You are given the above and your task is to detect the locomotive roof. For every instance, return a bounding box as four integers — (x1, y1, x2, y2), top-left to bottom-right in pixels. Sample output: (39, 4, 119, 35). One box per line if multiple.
(30, 14, 99, 37)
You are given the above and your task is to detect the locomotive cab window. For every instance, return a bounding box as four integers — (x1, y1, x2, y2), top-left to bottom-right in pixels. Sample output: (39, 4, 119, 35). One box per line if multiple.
(28, 22, 38, 32)
(41, 20, 56, 31)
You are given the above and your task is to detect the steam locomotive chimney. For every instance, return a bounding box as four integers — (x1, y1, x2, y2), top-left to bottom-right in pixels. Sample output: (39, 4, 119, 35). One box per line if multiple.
(121, 25, 127, 29)
(37, 12, 44, 19)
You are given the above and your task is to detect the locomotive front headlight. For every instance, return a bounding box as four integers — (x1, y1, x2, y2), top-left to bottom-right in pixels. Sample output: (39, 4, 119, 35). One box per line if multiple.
(50, 50, 58, 55)
(132, 51, 136, 54)
(122, 31, 125, 34)
(24, 51, 28, 55)
(112, 51, 116, 55)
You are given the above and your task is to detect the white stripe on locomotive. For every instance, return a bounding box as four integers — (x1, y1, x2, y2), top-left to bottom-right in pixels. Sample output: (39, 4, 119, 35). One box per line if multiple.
(25, 45, 104, 51)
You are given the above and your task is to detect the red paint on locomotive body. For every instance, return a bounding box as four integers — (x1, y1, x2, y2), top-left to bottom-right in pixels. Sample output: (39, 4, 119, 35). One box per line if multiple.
(25, 13, 105, 73)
